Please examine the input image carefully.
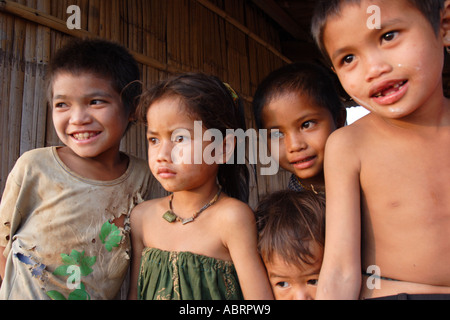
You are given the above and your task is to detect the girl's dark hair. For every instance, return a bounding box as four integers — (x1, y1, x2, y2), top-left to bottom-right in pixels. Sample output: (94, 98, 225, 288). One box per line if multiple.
(137, 72, 250, 203)
(255, 190, 326, 266)
(47, 38, 142, 121)
(253, 62, 344, 129)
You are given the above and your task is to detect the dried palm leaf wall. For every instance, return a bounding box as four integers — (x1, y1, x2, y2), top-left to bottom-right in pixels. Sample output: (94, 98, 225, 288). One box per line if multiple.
(0, 0, 292, 207)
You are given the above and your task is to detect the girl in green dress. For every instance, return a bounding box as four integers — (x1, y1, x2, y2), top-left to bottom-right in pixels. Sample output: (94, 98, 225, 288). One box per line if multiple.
(128, 73, 273, 300)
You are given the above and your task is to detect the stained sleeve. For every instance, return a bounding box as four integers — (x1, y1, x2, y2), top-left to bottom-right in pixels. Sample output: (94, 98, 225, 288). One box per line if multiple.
(0, 167, 23, 257)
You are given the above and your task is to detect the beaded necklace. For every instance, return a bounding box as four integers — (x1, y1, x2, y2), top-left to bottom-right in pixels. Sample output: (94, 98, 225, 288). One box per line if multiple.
(296, 177, 322, 195)
(162, 186, 222, 225)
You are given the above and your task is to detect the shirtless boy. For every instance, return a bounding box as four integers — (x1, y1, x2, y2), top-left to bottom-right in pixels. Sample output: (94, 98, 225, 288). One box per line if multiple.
(311, 0, 450, 299)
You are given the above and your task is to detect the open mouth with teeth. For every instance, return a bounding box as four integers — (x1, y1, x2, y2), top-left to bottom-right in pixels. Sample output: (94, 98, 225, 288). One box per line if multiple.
(372, 80, 408, 98)
(293, 156, 316, 165)
(291, 156, 317, 171)
(72, 132, 101, 141)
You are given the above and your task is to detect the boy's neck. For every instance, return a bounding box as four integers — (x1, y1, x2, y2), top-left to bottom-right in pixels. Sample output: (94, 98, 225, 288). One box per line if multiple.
(56, 146, 129, 181)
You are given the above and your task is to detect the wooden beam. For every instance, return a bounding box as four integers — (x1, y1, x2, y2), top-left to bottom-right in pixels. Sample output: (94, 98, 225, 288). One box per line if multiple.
(250, 0, 312, 42)
(0, 0, 90, 38)
(281, 40, 321, 62)
(0, 0, 177, 73)
(0, 0, 284, 102)
(195, 0, 291, 64)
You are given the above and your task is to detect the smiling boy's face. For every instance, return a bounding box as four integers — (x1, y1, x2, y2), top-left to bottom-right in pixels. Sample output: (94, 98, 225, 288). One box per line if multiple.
(52, 72, 130, 161)
(323, 0, 449, 121)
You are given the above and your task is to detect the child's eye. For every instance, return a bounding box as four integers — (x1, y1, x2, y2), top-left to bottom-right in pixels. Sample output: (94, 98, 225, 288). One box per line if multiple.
(90, 99, 106, 106)
(173, 135, 191, 143)
(54, 102, 68, 109)
(302, 120, 316, 130)
(381, 31, 398, 43)
(270, 130, 284, 140)
(171, 129, 191, 144)
(148, 137, 158, 145)
(275, 281, 290, 289)
(342, 54, 355, 65)
(307, 279, 319, 286)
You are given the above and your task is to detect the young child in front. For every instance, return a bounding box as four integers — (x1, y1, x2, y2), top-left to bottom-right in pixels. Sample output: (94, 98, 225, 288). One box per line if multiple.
(255, 190, 325, 300)
(253, 62, 346, 194)
(128, 73, 273, 300)
(311, 0, 450, 299)
(0, 39, 153, 300)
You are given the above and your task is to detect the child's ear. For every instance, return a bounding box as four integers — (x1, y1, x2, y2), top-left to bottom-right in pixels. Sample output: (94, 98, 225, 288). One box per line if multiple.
(221, 134, 236, 164)
(128, 112, 137, 123)
(442, 0, 450, 47)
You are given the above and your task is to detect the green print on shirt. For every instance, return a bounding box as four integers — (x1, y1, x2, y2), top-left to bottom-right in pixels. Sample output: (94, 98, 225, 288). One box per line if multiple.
(99, 221, 122, 252)
(53, 250, 97, 277)
(46, 221, 123, 300)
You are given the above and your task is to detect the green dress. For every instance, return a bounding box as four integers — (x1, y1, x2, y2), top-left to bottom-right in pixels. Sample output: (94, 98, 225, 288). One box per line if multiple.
(138, 248, 244, 300)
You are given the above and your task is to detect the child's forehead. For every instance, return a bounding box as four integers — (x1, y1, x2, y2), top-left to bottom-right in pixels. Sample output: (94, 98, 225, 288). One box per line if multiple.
(147, 96, 198, 121)
(149, 95, 190, 113)
(52, 71, 116, 91)
(328, 0, 409, 15)
(261, 91, 330, 119)
(323, 0, 425, 54)
(265, 251, 322, 275)
(324, 0, 417, 28)
(265, 91, 316, 108)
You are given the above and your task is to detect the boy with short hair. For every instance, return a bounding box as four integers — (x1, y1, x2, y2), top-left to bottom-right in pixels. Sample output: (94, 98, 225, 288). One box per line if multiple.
(255, 190, 325, 300)
(311, 0, 450, 299)
(253, 62, 346, 194)
(0, 39, 153, 300)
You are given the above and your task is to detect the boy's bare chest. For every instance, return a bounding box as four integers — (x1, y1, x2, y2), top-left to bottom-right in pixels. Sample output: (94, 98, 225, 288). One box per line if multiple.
(360, 132, 450, 219)
(359, 132, 450, 285)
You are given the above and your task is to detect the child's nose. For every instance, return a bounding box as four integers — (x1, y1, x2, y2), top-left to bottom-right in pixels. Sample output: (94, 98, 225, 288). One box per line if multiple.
(293, 287, 314, 300)
(286, 133, 307, 153)
(69, 105, 92, 125)
(365, 53, 392, 82)
(157, 141, 174, 163)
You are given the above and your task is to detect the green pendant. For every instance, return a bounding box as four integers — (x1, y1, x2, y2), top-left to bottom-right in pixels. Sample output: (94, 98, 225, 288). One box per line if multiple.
(163, 210, 177, 223)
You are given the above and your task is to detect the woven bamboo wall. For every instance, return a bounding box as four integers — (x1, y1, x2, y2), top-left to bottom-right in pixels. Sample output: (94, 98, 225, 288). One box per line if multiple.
(0, 0, 291, 207)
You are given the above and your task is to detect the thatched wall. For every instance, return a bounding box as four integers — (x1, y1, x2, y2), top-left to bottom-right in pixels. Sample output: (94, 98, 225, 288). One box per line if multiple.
(0, 0, 292, 207)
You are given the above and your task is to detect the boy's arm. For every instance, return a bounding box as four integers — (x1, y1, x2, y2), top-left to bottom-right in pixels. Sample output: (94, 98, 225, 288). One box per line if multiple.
(0, 246, 6, 282)
(127, 204, 146, 300)
(224, 203, 274, 300)
(316, 129, 362, 300)
(0, 167, 24, 285)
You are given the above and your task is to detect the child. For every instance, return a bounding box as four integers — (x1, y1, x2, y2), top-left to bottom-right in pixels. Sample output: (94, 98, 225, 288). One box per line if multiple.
(311, 0, 450, 299)
(255, 190, 325, 300)
(128, 73, 273, 300)
(253, 62, 346, 194)
(0, 39, 153, 300)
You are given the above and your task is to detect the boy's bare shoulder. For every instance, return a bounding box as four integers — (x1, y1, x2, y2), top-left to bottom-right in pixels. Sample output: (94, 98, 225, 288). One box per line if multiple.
(328, 113, 374, 149)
